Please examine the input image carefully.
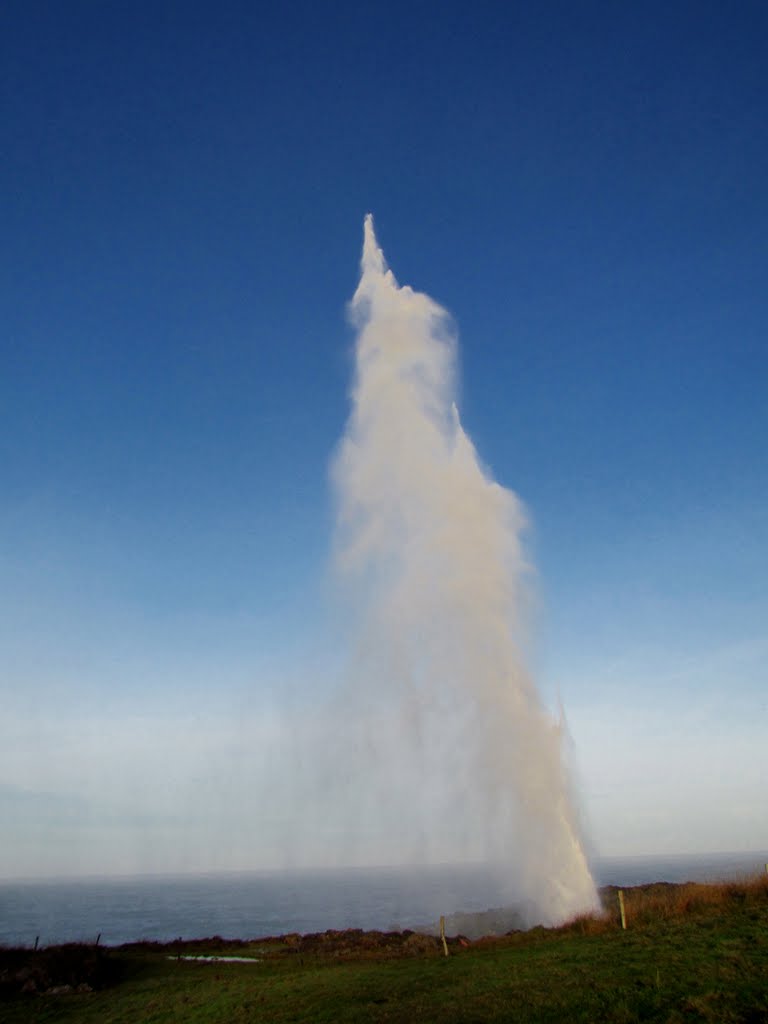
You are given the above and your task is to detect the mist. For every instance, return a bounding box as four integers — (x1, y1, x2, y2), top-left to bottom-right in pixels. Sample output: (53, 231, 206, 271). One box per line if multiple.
(1, 217, 599, 927)
(313, 215, 600, 925)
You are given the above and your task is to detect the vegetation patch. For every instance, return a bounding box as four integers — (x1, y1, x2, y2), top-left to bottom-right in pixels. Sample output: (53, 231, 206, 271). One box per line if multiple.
(0, 942, 117, 997)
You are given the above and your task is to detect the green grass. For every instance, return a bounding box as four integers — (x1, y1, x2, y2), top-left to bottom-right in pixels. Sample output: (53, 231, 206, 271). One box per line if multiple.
(3, 878, 768, 1023)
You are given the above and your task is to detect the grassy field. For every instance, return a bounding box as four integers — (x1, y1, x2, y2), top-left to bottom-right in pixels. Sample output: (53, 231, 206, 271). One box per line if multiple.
(2, 877, 767, 1023)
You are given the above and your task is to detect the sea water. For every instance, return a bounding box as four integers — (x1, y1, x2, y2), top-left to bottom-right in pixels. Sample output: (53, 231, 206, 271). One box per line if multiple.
(1, 852, 765, 947)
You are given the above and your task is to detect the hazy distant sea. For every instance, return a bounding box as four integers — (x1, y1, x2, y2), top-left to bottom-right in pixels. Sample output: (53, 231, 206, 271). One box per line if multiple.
(1, 853, 766, 948)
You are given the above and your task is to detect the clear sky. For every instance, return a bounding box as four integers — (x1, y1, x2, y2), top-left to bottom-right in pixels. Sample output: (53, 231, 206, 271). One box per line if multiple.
(2, 0, 766, 878)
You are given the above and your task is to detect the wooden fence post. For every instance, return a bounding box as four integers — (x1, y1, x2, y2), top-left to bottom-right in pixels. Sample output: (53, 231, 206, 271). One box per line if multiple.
(439, 915, 449, 957)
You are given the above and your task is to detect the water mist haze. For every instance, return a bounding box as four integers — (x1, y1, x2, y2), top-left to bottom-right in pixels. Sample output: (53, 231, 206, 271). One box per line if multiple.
(313, 215, 600, 925)
(1, 217, 599, 929)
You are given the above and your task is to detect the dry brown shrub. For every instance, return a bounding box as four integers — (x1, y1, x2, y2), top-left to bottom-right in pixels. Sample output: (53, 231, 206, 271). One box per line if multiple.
(590, 874, 768, 931)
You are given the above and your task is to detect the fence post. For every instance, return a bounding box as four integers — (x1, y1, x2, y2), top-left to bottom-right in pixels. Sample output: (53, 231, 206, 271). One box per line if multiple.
(618, 890, 627, 930)
(439, 915, 449, 957)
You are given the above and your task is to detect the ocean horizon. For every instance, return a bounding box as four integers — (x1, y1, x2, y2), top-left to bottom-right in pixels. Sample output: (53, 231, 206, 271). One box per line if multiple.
(1, 851, 766, 948)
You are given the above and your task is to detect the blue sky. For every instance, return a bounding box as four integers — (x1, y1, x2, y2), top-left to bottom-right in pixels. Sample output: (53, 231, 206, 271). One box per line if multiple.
(1, 0, 766, 877)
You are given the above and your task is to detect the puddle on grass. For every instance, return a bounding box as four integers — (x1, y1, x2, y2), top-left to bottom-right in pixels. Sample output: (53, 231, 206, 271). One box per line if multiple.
(169, 955, 262, 963)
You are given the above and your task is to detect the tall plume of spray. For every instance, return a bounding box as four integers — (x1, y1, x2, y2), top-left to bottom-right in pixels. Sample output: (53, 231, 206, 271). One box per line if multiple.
(330, 215, 599, 925)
